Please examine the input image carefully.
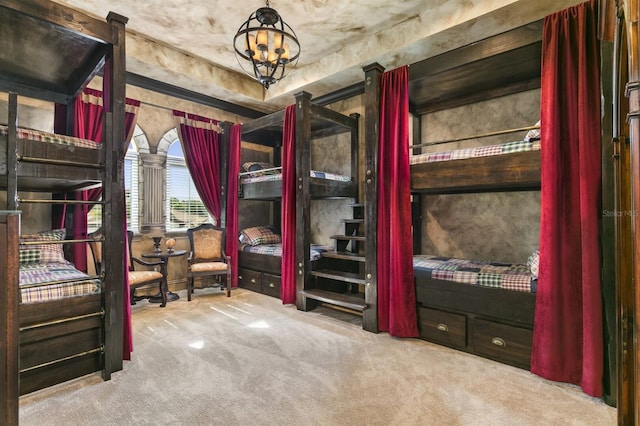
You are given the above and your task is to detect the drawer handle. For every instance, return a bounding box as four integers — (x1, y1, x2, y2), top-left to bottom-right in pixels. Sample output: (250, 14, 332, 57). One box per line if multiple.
(251, 278, 256, 283)
(436, 323, 448, 332)
(268, 282, 275, 288)
(492, 337, 506, 347)
(238, 275, 243, 280)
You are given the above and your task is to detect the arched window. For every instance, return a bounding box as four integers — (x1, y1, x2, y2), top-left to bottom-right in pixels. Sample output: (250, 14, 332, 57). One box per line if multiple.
(166, 138, 211, 229)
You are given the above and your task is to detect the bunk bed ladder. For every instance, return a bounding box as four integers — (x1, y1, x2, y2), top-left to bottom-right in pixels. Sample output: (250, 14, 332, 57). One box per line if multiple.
(307, 203, 368, 313)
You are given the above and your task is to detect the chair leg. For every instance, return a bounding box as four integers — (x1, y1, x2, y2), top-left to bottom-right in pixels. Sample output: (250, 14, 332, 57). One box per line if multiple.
(159, 283, 167, 307)
(187, 276, 192, 301)
(226, 271, 231, 297)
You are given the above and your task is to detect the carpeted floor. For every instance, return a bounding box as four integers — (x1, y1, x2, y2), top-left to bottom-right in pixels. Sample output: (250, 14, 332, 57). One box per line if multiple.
(19, 288, 616, 425)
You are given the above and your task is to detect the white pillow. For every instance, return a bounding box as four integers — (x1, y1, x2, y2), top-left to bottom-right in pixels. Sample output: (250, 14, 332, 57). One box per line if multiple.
(524, 120, 541, 142)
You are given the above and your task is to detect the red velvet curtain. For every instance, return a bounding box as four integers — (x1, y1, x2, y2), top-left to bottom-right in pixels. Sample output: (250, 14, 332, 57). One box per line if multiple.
(377, 66, 418, 337)
(71, 88, 140, 272)
(225, 124, 242, 289)
(281, 105, 297, 304)
(173, 111, 223, 225)
(531, 0, 603, 397)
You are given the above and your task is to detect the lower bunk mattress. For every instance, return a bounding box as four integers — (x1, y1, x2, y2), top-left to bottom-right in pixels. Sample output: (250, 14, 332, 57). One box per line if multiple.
(20, 261, 101, 303)
(413, 254, 537, 369)
(413, 254, 536, 293)
(240, 243, 331, 261)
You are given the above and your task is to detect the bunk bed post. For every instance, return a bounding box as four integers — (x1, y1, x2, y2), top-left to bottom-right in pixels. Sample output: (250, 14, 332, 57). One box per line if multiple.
(6, 93, 17, 211)
(362, 63, 385, 333)
(101, 12, 129, 378)
(295, 91, 312, 309)
(411, 114, 422, 256)
(349, 113, 360, 191)
(220, 122, 231, 227)
(615, 0, 640, 422)
(0, 212, 20, 426)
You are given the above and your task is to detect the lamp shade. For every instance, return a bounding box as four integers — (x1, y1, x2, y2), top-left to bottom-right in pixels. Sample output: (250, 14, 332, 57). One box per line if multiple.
(233, 1, 300, 89)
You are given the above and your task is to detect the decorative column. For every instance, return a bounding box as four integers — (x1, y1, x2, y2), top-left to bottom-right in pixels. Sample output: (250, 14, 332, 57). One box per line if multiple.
(139, 153, 166, 234)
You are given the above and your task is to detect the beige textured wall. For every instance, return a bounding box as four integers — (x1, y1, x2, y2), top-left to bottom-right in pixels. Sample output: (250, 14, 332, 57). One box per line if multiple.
(418, 89, 541, 264)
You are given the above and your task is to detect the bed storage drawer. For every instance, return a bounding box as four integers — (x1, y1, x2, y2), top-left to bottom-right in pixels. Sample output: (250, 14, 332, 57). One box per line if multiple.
(469, 318, 532, 369)
(418, 307, 467, 349)
(262, 273, 281, 298)
(238, 268, 262, 293)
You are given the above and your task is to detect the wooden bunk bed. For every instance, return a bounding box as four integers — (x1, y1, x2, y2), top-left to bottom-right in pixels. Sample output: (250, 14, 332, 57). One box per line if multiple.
(407, 21, 542, 369)
(237, 92, 360, 304)
(0, 1, 127, 422)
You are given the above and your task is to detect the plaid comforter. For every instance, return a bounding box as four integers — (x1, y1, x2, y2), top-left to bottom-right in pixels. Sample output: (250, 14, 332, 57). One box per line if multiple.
(240, 169, 351, 184)
(413, 255, 534, 293)
(410, 140, 540, 165)
(19, 262, 101, 303)
(1, 125, 101, 149)
(240, 243, 331, 261)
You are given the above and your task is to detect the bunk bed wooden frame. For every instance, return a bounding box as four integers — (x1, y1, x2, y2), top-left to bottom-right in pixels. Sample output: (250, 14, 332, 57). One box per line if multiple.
(407, 22, 541, 369)
(410, 143, 541, 194)
(0, 1, 127, 423)
(237, 91, 359, 301)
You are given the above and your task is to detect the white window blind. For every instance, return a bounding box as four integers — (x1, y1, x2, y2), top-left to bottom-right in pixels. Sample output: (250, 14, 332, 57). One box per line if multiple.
(166, 140, 212, 230)
(125, 149, 139, 231)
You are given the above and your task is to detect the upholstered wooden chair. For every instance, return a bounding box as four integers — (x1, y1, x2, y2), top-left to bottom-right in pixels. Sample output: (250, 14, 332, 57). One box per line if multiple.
(126, 230, 167, 307)
(186, 223, 231, 300)
(91, 229, 167, 306)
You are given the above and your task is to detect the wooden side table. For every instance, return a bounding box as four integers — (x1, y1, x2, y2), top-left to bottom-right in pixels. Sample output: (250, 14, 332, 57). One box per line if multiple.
(142, 249, 187, 303)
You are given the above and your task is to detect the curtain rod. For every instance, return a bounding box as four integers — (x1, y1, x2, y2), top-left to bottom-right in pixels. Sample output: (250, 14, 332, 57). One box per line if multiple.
(138, 100, 224, 134)
(411, 125, 540, 149)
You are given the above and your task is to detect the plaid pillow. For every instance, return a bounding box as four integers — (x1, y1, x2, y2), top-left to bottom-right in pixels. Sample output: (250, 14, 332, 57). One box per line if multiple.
(242, 162, 279, 177)
(239, 226, 281, 246)
(20, 229, 68, 264)
(19, 249, 41, 265)
(242, 161, 275, 172)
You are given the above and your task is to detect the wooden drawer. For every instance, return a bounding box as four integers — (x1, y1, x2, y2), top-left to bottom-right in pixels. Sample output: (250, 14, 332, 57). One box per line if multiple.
(418, 307, 466, 349)
(469, 318, 532, 369)
(262, 273, 281, 298)
(238, 268, 262, 293)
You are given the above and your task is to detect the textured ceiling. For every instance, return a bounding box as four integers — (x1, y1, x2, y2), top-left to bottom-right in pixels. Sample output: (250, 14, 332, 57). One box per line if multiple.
(54, 0, 584, 112)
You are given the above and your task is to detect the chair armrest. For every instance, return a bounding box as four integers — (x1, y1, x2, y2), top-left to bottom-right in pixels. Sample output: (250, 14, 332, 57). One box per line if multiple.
(132, 257, 163, 268)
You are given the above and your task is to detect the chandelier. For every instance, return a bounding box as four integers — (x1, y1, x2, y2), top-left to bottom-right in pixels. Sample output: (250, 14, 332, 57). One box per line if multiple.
(233, 1, 301, 89)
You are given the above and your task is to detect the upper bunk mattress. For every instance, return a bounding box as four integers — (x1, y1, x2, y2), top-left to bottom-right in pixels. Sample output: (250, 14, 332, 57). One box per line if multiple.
(413, 255, 535, 293)
(0, 125, 101, 149)
(410, 139, 540, 165)
(240, 169, 351, 184)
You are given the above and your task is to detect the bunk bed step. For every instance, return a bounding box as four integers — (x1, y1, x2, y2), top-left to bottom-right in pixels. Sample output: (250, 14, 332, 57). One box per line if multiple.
(322, 251, 366, 262)
(301, 289, 367, 312)
(341, 219, 364, 224)
(312, 269, 366, 284)
(330, 235, 366, 242)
